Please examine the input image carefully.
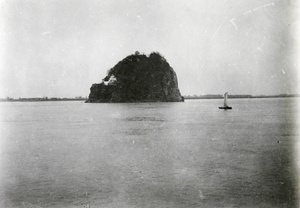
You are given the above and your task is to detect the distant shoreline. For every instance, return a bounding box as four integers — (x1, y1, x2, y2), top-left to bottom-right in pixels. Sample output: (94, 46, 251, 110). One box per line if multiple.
(0, 94, 299, 102)
(0, 98, 87, 102)
(184, 94, 299, 100)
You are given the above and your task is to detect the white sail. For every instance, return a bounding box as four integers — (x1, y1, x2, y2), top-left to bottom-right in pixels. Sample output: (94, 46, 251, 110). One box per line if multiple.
(224, 92, 228, 107)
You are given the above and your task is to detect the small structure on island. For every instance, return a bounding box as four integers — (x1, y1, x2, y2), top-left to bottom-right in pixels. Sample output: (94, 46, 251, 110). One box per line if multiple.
(219, 92, 232, 110)
(103, 75, 117, 86)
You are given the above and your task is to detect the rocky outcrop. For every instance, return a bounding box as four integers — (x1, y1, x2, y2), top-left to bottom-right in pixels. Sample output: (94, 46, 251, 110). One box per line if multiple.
(86, 52, 184, 103)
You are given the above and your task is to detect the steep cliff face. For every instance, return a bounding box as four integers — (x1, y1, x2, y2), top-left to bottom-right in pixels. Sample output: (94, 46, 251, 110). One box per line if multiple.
(86, 52, 184, 103)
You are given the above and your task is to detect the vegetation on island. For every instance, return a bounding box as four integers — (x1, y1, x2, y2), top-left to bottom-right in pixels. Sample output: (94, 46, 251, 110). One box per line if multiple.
(86, 51, 184, 103)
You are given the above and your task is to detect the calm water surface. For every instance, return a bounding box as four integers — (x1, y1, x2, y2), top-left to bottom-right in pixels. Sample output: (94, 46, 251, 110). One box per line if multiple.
(0, 98, 299, 207)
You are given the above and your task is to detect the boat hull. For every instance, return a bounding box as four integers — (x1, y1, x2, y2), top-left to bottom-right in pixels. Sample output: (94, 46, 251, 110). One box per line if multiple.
(219, 106, 232, 110)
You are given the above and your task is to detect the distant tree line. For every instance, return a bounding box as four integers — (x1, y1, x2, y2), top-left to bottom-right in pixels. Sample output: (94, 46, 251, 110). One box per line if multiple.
(0, 96, 87, 102)
(184, 94, 299, 99)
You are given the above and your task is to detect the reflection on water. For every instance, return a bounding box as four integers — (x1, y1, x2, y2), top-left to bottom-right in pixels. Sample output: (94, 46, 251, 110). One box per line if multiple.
(124, 116, 165, 122)
(0, 98, 298, 208)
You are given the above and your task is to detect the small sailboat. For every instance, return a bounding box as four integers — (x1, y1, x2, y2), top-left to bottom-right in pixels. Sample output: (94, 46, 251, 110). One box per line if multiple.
(219, 92, 232, 110)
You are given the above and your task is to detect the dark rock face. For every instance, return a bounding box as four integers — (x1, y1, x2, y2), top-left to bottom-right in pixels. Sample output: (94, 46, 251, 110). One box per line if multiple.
(86, 52, 184, 103)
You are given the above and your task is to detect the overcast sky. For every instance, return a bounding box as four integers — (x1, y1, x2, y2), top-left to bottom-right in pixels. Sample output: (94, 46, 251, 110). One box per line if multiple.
(0, 0, 299, 98)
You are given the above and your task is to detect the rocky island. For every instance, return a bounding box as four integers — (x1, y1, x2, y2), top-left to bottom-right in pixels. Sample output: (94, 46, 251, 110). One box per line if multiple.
(86, 52, 184, 103)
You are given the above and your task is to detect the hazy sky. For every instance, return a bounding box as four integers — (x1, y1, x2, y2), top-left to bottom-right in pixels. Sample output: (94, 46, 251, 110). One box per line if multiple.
(0, 0, 299, 98)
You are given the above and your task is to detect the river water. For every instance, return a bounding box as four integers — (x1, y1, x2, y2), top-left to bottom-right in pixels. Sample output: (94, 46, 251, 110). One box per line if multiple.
(0, 98, 299, 207)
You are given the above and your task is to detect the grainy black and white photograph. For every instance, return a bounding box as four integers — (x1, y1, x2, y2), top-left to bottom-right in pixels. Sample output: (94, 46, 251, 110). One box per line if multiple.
(0, 0, 299, 207)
